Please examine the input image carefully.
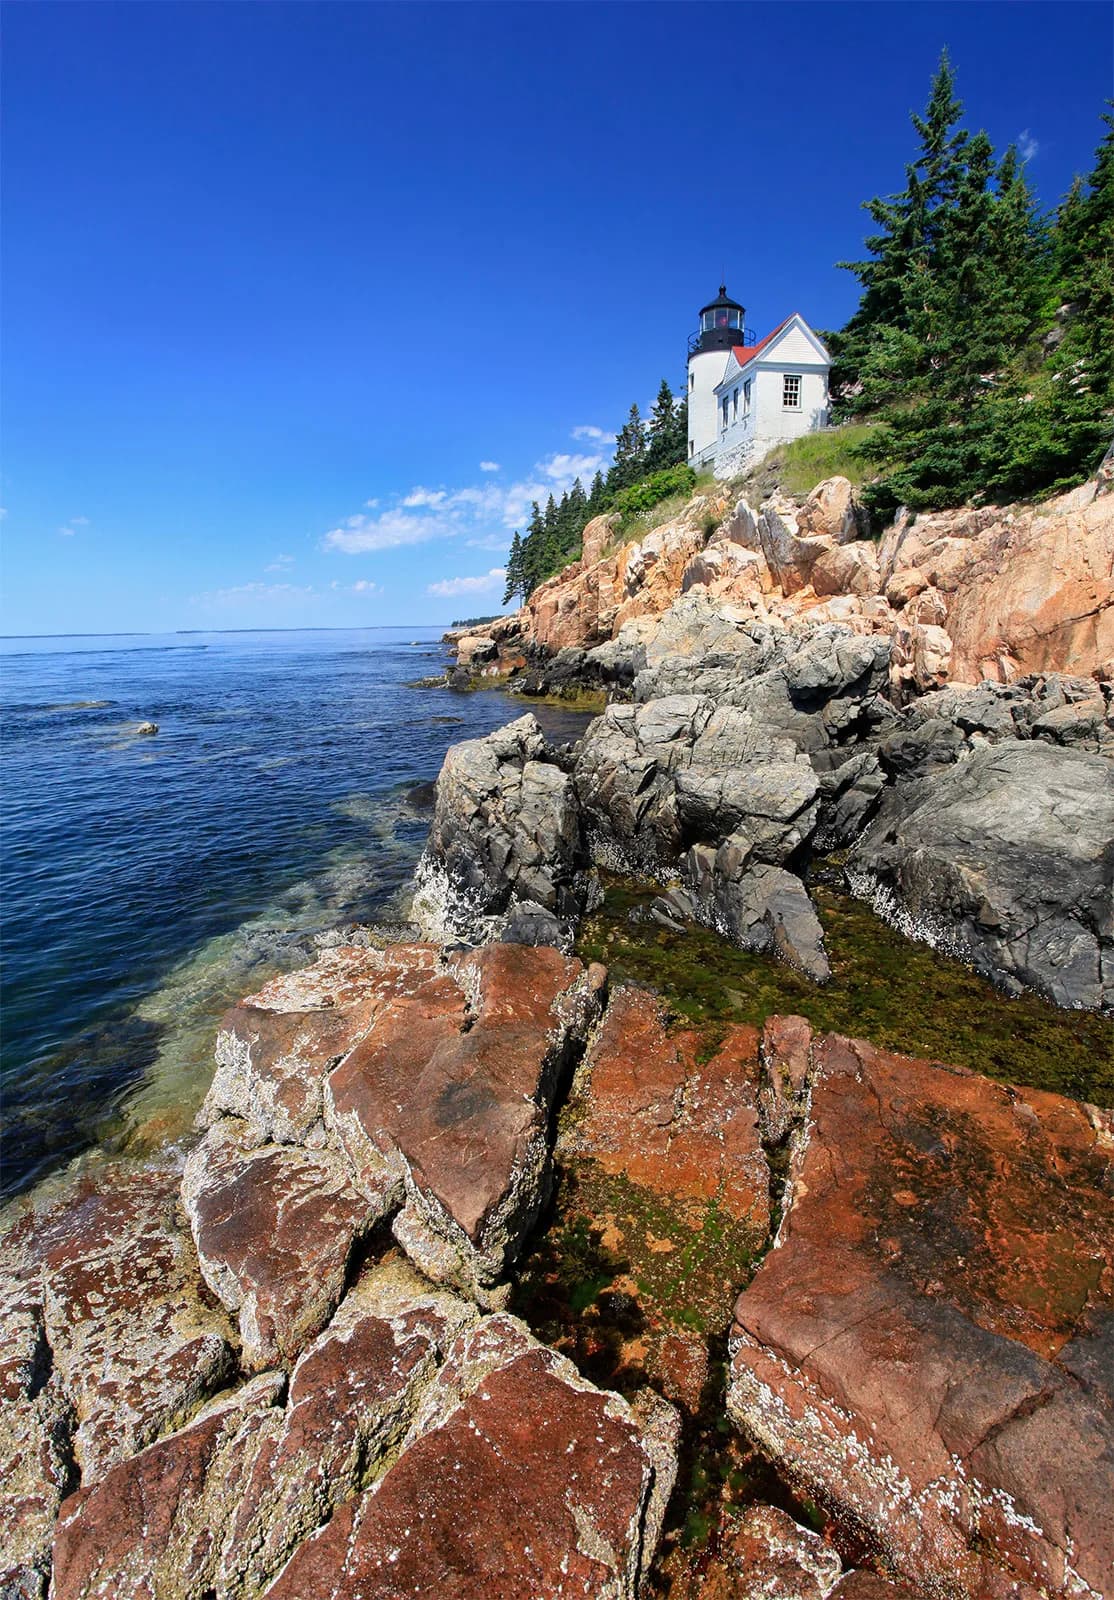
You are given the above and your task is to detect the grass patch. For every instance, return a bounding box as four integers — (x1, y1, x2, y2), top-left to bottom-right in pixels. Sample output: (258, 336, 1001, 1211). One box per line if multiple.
(741, 422, 879, 501)
(609, 490, 699, 549)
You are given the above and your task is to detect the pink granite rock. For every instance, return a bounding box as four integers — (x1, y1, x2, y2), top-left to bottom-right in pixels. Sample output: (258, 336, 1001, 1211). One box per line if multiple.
(729, 1028, 1114, 1600)
(50, 1259, 475, 1600)
(326, 941, 606, 1298)
(205, 943, 442, 1146)
(182, 1118, 396, 1369)
(262, 1313, 678, 1600)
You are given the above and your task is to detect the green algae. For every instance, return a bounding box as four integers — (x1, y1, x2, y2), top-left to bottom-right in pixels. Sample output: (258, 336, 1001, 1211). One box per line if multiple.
(511, 869, 1112, 1586)
(575, 876, 1114, 1107)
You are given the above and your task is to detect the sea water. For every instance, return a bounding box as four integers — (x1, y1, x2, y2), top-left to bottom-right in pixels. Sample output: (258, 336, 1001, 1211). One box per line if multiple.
(0, 628, 591, 1201)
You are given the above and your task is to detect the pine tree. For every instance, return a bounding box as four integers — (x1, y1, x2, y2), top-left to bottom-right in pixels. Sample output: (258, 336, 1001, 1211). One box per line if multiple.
(520, 500, 546, 597)
(587, 469, 607, 513)
(670, 395, 690, 465)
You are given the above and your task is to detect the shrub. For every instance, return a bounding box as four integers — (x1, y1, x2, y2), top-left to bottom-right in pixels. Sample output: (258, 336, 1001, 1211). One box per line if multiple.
(609, 463, 697, 519)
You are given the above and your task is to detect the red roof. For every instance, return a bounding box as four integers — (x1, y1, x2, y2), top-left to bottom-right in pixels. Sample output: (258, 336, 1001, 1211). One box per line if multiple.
(730, 313, 797, 370)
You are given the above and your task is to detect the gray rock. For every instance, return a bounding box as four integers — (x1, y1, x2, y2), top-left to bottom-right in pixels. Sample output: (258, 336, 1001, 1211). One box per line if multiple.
(683, 844, 831, 983)
(429, 714, 592, 924)
(499, 900, 563, 947)
(848, 740, 1114, 1011)
(136, 721, 158, 736)
(574, 697, 820, 873)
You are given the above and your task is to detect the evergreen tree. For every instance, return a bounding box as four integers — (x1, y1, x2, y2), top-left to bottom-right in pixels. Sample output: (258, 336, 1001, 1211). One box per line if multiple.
(646, 380, 678, 471)
(520, 499, 546, 596)
(829, 51, 969, 411)
(608, 404, 648, 491)
(503, 532, 524, 606)
(670, 395, 690, 464)
(587, 469, 607, 513)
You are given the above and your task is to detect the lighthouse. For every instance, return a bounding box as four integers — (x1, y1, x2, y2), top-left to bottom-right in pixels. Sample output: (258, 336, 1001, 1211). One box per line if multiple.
(686, 285, 748, 465)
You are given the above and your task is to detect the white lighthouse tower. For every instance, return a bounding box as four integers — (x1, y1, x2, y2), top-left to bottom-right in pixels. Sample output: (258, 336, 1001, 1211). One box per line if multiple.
(686, 285, 749, 466)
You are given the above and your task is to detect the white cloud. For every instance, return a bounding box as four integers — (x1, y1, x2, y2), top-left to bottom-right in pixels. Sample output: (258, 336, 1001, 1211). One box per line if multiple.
(540, 452, 603, 483)
(193, 581, 317, 608)
(427, 567, 506, 599)
(58, 514, 90, 537)
(329, 578, 381, 594)
(265, 553, 294, 571)
(572, 425, 615, 444)
(323, 509, 452, 554)
(1018, 129, 1039, 162)
(466, 534, 511, 551)
(323, 433, 615, 560)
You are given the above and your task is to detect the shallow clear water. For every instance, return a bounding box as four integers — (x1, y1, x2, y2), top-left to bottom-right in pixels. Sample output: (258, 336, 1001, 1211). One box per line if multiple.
(1, 628, 591, 1200)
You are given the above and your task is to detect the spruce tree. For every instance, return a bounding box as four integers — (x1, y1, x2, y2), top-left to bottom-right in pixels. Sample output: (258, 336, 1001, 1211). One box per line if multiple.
(503, 532, 524, 606)
(646, 380, 678, 471)
(521, 500, 546, 597)
(608, 404, 648, 491)
(829, 51, 969, 412)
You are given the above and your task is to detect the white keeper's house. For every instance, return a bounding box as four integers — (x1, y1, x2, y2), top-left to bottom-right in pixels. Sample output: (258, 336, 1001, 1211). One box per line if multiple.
(686, 285, 832, 477)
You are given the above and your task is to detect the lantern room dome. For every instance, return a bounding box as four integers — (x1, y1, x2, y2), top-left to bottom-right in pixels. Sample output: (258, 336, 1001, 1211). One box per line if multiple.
(691, 284, 748, 357)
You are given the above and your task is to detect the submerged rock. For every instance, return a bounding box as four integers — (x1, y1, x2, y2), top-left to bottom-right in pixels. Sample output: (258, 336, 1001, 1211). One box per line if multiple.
(728, 1026, 1114, 1599)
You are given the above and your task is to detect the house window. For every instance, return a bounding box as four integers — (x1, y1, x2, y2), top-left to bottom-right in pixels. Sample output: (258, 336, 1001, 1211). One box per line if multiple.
(744, 379, 751, 412)
(689, 439, 694, 455)
(783, 374, 802, 410)
(722, 396, 730, 430)
(732, 387, 739, 420)
(689, 371, 694, 390)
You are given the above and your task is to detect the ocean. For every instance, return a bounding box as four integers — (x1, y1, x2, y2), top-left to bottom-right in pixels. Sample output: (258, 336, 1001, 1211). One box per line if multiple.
(0, 628, 591, 1202)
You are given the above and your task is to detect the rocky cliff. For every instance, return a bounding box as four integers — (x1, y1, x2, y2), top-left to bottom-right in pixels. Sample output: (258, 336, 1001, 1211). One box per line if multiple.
(453, 473, 1113, 698)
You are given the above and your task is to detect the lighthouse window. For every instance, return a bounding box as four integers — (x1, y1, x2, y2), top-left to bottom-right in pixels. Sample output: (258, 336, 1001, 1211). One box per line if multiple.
(783, 374, 802, 410)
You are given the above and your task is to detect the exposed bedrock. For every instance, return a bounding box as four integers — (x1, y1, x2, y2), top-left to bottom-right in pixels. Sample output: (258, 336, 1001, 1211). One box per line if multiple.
(0, 1157, 237, 1597)
(51, 1260, 677, 1600)
(198, 939, 606, 1303)
(4, 941, 692, 1600)
(848, 740, 1114, 1012)
(262, 1314, 678, 1600)
(465, 476, 1113, 690)
(728, 1023, 1114, 1600)
(427, 711, 596, 938)
(428, 585, 1113, 1006)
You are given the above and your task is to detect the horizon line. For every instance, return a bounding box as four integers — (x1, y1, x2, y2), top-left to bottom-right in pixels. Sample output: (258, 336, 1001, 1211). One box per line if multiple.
(0, 623, 479, 640)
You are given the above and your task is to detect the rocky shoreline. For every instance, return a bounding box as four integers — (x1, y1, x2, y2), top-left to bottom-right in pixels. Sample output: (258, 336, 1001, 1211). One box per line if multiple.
(3, 473, 1112, 1599)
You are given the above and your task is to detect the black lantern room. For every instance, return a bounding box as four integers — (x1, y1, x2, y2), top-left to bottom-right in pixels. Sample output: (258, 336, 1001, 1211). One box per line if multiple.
(689, 285, 747, 357)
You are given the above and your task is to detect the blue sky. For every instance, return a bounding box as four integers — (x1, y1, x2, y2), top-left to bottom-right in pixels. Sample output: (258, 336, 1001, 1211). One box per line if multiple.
(3, 1, 1110, 635)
